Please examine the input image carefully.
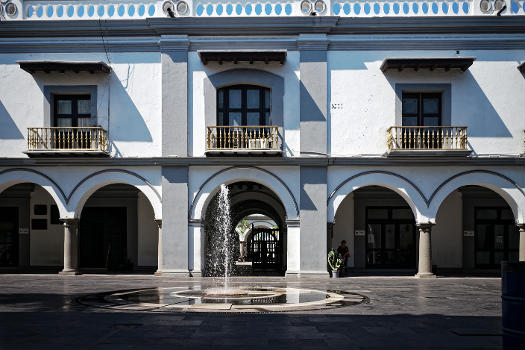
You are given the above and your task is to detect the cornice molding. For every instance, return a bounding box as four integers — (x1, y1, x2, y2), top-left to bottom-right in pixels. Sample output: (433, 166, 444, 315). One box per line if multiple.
(0, 16, 523, 38)
(0, 156, 523, 167)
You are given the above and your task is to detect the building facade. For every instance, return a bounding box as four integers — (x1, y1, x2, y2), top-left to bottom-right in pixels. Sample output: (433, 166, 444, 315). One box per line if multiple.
(0, 0, 524, 277)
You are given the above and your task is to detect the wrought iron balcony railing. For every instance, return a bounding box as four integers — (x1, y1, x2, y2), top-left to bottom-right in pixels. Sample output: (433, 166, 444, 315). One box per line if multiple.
(206, 126, 281, 152)
(27, 127, 108, 153)
(387, 126, 468, 151)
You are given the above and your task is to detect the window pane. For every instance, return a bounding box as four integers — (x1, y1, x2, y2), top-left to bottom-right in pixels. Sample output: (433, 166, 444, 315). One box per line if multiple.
(494, 251, 504, 265)
(508, 251, 519, 262)
(402, 97, 418, 115)
(247, 112, 260, 126)
(494, 225, 504, 249)
(476, 224, 490, 249)
(57, 100, 72, 114)
(367, 224, 381, 249)
(218, 89, 224, 109)
(402, 117, 418, 126)
(508, 225, 519, 249)
(399, 224, 414, 250)
(265, 89, 270, 108)
(265, 111, 270, 125)
(501, 209, 514, 220)
(56, 118, 72, 127)
(392, 208, 413, 219)
(229, 112, 242, 126)
(423, 97, 440, 114)
(77, 118, 92, 127)
(423, 117, 439, 126)
(229, 89, 242, 108)
(384, 224, 395, 249)
(368, 208, 388, 220)
(247, 89, 260, 109)
(77, 99, 91, 114)
(476, 209, 498, 220)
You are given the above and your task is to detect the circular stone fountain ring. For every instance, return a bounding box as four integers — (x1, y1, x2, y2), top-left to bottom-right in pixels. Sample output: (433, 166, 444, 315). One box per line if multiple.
(78, 286, 368, 313)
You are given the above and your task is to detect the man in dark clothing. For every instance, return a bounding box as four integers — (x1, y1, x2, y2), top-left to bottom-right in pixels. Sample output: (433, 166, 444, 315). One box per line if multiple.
(337, 240, 350, 276)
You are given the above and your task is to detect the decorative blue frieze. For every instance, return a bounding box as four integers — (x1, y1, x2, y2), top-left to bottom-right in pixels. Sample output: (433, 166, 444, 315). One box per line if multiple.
(3, 0, 523, 20)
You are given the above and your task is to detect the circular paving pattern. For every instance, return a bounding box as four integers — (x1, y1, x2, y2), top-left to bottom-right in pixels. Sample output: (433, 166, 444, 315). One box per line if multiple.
(78, 286, 368, 313)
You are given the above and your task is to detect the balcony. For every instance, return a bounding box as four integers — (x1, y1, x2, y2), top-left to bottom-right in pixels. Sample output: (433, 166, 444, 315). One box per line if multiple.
(387, 126, 471, 157)
(26, 127, 109, 157)
(206, 126, 281, 155)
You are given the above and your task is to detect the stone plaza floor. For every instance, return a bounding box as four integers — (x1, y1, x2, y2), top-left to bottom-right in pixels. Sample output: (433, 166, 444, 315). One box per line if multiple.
(0, 274, 503, 349)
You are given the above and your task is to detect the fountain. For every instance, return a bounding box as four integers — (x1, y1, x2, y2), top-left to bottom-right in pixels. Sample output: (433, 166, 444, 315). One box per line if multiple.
(78, 183, 368, 312)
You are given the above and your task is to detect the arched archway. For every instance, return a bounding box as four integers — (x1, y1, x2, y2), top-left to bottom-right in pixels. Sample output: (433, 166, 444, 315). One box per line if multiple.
(328, 171, 429, 224)
(76, 183, 159, 272)
(432, 185, 521, 270)
(332, 185, 419, 273)
(203, 181, 287, 276)
(0, 182, 65, 269)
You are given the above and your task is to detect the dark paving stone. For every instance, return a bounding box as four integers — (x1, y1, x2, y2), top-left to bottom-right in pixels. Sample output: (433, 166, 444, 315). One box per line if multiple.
(0, 274, 504, 349)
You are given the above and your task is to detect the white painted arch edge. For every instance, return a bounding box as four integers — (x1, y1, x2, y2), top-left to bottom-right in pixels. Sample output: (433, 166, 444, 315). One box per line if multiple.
(68, 171, 162, 219)
(190, 167, 299, 222)
(328, 172, 430, 224)
(0, 169, 69, 218)
(428, 172, 525, 224)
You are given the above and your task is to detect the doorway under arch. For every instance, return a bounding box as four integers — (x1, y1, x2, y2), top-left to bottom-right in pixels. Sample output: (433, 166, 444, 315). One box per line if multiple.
(203, 181, 287, 276)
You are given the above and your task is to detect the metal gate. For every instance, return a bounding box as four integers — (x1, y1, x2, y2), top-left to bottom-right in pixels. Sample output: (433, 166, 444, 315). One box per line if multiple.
(248, 228, 281, 270)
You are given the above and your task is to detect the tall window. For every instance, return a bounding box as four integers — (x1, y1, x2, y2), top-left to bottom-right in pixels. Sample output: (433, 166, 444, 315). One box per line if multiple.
(53, 95, 92, 127)
(217, 85, 270, 126)
(402, 92, 441, 126)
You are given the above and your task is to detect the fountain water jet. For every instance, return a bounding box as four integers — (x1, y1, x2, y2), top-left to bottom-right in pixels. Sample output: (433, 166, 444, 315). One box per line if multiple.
(207, 183, 236, 294)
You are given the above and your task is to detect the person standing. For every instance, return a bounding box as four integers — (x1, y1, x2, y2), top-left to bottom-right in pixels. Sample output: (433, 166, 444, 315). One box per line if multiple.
(337, 240, 350, 277)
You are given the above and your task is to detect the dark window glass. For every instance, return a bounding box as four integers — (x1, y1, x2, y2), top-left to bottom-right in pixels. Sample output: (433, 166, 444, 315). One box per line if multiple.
(34, 205, 47, 216)
(50, 205, 60, 225)
(217, 85, 271, 126)
(402, 92, 442, 127)
(53, 94, 92, 127)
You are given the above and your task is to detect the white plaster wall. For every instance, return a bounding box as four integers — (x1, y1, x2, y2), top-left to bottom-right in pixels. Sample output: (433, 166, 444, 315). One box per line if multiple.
(0, 52, 161, 158)
(29, 186, 63, 266)
(328, 49, 525, 156)
(432, 190, 463, 268)
(137, 191, 158, 266)
(188, 50, 300, 157)
(332, 193, 355, 267)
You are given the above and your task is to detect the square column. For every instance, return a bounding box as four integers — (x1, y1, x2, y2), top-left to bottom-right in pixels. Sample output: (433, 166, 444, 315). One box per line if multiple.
(299, 166, 328, 276)
(285, 219, 300, 276)
(59, 218, 80, 276)
(188, 220, 203, 277)
(416, 223, 436, 278)
(160, 166, 189, 275)
(161, 35, 189, 157)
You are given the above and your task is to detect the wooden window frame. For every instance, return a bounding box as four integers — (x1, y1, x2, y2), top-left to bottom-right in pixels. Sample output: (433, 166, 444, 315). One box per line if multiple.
(216, 85, 271, 126)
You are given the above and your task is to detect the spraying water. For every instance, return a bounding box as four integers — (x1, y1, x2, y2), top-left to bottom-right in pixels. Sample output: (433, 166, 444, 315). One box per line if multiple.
(216, 184, 232, 291)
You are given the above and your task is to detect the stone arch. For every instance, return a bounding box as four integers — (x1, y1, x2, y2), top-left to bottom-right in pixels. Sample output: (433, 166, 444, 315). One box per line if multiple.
(0, 168, 69, 217)
(67, 169, 162, 219)
(190, 166, 299, 222)
(328, 171, 429, 223)
(428, 170, 525, 224)
(204, 68, 284, 128)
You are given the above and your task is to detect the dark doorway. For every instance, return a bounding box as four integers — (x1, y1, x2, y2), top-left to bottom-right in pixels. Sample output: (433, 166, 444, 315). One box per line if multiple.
(475, 207, 519, 268)
(248, 227, 281, 271)
(366, 207, 416, 268)
(80, 207, 127, 269)
(0, 207, 19, 267)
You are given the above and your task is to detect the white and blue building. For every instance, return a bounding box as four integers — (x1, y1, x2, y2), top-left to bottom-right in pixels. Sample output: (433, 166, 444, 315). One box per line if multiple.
(0, 0, 524, 276)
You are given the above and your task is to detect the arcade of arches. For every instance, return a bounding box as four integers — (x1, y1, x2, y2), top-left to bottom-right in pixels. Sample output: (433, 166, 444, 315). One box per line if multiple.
(0, 180, 523, 276)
